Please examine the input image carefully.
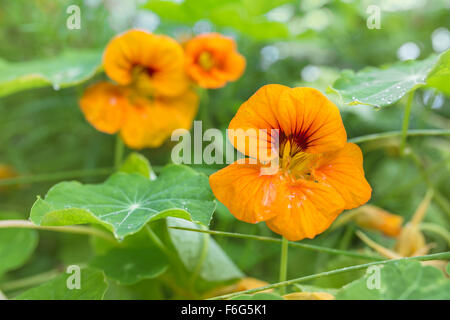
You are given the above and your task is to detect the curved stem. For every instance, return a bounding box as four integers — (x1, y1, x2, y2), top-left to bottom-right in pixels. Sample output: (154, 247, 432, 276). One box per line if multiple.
(114, 134, 125, 170)
(0, 219, 116, 243)
(279, 237, 289, 295)
(348, 129, 450, 144)
(0, 269, 60, 292)
(400, 91, 415, 155)
(209, 252, 450, 300)
(144, 225, 170, 256)
(168, 226, 382, 261)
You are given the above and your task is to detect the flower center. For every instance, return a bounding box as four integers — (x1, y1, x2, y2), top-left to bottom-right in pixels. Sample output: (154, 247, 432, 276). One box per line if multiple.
(130, 65, 158, 97)
(279, 135, 317, 180)
(198, 51, 215, 71)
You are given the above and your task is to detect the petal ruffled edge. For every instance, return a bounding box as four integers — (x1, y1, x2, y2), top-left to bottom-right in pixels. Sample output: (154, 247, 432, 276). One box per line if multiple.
(313, 142, 372, 210)
(209, 160, 283, 224)
(265, 179, 346, 241)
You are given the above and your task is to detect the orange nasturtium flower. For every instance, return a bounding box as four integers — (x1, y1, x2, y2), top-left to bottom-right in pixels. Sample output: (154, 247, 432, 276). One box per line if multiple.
(184, 33, 246, 89)
(353, 205, 404, 237)
(80, 29, 198, 149)
(209, 85, 372, 241)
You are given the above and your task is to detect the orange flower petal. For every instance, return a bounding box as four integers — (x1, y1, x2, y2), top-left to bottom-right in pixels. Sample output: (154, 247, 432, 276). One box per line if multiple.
(185, 33, 246, 89)
(265, 179, 346, 241)
(103, 29, 188, 97)
(228, 85, 346, 161)
(313, 143, 372, 210)
(120, 89, 199, 149)
(228, 84, 290, 161)
(79, 82, 127, 134)
(209, 160, 284, 223)
(277, 87, 347, 154)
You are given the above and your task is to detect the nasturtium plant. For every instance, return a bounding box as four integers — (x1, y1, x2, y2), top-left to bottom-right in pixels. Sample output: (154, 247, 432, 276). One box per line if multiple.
(336, 261, 450, 300)
(330, 49, 450, 108)
(14, 268, 108, 300)
(30, 165, 216, 239)
(0, 50, 102, 97)
(1, 0, 449, 303)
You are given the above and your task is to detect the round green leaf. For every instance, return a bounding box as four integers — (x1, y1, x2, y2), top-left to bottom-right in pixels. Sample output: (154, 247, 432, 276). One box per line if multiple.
(330, 50, 449, 108)
(30, 165, 216, 239)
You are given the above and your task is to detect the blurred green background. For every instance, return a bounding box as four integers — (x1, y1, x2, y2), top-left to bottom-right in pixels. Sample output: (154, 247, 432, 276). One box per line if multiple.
(0, 0, 449, 297)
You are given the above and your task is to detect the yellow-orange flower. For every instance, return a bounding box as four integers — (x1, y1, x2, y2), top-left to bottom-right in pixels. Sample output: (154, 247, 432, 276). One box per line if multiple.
(80, 29, 198, 149)
(354, 205, 404, 237)
(209, 85, 372, 241)
(184, 33, 246, 89)
(80, 82, 198, 149)
(103, 29, 188, 97)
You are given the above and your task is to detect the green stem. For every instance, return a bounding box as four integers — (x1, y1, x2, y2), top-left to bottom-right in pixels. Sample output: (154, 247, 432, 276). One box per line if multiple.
(338, 225, 355, 250)
(114, 134, 125, 170)
(400, 91, 415, 155)
(0, 219, 117, 243)
(0, 289, 7, 300)
(0, 269, 60, 292)
(348, 129, 450, 144)
(189, 225, 209, 285)
(144, 225, 170, 256)
(209, 252, 450, 300)
(168, 227, 382, 261)
(279, 237, 289, 295)
(0, 167, 113, 187)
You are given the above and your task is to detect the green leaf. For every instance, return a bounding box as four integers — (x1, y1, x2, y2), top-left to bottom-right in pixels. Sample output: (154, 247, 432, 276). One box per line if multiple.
(119, 153, 157, 180)
(30, 164, 216, 239)
(426, 50, 450, 95)
(144, 0, 290, 40)
(0, 215, 38, 277)
(167, 218, 243, 283)
(90, 246, 168, 285)
(330, 50, 449, 108)
(230, 292, 284, 300)
(14, 268, 108, 300)
(0, 50, 102, 97)
(336, 260, 450, 300)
